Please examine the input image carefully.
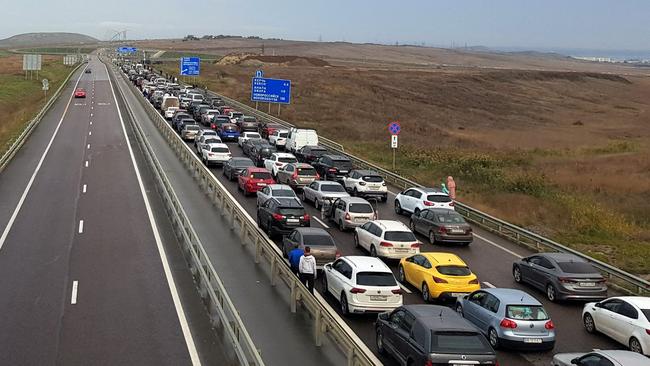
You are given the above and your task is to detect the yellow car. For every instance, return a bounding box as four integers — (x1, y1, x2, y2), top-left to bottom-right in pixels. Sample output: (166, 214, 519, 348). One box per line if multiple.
(398, 252, 480, 302)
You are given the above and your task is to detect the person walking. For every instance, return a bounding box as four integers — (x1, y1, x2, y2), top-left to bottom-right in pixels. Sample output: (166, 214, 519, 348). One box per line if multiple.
(299, 246, 317, 293)
(287, 245, 304, 275)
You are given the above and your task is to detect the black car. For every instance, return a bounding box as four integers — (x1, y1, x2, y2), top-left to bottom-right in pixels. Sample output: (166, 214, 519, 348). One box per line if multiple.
(176, 118, 196, 133)
(256, 197, 310, 238)
(210, 115, 231, 130)
(172, 112, 192, 130)
(187, 101, 204, 116)
(250, 143, 277, 167)
(409, 208, 473, 246)
(85, 68, 92, 74)
(376, 305, 497, 366)
(192, 104, 211, 121)
(222, 157, 255, 181)
(296, 145, 328, 164)
(312, 154, 353, 181)
(242, 138, 264, 157)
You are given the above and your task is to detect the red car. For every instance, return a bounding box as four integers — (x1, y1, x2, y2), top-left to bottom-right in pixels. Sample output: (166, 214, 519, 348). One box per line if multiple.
(259, 122, 285, 139)
(238, 167, 275, 196)
(74, 88, 86, 98)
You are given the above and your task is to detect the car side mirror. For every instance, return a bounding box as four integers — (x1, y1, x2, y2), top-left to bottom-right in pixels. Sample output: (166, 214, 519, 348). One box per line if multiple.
(570, 358, 579, 365)
(522, 257, 529, 263)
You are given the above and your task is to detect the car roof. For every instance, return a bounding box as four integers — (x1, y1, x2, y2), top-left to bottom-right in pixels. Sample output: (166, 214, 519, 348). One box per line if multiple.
(210, 143, 229, 148)
(483, 288, 542, 305)
(323, 154, 349, 160)
(318, 181, 341, 186)
(230, 157, 253, 162)
(402, 305, 478, 332)
(536, 252, 585, 262)
(290, 163, 313, 168)
(611, 296, 650, 308)
(337, 196, 371, 204)
(342, 256, 392, 273)
(372, 220, 409, 231)
(597, 350, 650, 362)
(303, 145, 326, 150)
(425, 208, 462, 215)
(275, 152, 295, 158)
(293, 227, 330, 235)
(267, 184, 293, 191)
(246, 167, 269, 172)
(421, 252, 467, 266)
(354, 170, 380, 176)
(244, 131, 260, 135)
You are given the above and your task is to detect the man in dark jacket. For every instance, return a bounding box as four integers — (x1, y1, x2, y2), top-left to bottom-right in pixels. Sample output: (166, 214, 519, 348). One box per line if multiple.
(287, 246, 304, 275)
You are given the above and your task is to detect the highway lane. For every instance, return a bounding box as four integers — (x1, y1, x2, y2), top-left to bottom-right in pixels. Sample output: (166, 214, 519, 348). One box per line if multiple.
(0, 58, 226, 365)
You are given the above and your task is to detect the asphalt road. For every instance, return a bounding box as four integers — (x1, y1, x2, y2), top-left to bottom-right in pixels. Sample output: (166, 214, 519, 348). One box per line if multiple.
(0, 58, 227, 365)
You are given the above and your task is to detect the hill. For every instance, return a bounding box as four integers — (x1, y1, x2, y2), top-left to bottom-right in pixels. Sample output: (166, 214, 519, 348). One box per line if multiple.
(0, 32, 98, 48)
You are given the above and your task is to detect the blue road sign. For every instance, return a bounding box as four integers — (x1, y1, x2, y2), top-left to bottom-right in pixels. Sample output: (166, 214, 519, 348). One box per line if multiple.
(180, 57, 200, 76)
(251, 77, 291, 104)
(255, 70, 264, 78)
(388, 121, 401, 135)
(117, 46, 137, 54)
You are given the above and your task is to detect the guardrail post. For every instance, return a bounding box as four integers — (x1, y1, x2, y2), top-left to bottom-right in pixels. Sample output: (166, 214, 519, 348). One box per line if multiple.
(314, 309, 323, 347)
(347, 348, 356, 366)
(270, 256, 277, 286)
(254, 237, 261, 264)
(290, 280, 297, 313)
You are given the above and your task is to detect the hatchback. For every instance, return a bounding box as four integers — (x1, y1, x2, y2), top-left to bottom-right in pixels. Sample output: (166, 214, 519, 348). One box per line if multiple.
(237, 167, 275, 196)
(325, 196, 376, 231)
(395, 187, 454, 215)
(354, 220, 420, 259)
(223, 157, 255, 181)
(282, 227, 339, 267)
(275, 163, 320, 189)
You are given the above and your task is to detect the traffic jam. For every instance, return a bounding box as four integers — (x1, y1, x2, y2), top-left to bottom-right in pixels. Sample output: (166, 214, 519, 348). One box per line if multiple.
(122, 63, 650, 366)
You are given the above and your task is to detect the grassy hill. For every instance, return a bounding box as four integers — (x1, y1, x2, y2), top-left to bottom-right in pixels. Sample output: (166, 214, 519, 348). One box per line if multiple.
(0, 32, 98, 48)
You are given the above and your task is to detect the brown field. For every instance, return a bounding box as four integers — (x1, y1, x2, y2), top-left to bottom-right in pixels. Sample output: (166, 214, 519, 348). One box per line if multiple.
(148, 38, 650, 275)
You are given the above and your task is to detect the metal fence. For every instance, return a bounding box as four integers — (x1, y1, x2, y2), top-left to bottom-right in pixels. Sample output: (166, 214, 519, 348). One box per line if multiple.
(207, 91, 650, 297)
(112, 63, 382, 366)
(0, 62, 83, 173)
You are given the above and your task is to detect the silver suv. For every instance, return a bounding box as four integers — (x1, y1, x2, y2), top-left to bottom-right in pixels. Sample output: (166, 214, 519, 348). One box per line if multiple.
(324, 197, 376, 231)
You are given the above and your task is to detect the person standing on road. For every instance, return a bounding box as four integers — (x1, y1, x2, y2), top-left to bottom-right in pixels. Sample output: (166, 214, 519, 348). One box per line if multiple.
(299, 246, 317, 293)
(447, 176, 457, 200)
(288, 246, 304, 275)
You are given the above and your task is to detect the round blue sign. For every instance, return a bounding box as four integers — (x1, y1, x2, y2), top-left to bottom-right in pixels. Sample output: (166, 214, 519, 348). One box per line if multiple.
(388, 122, 401, 135)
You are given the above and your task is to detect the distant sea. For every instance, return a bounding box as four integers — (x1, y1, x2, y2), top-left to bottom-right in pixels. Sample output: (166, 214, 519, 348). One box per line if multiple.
(494, 47, 650, 61)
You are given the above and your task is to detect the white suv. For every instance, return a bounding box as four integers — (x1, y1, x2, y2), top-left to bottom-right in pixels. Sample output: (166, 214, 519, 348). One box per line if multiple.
(394, 187, 454, 215)
(269, 129, 289, 149)
(201, 143, 231, 166)
(323, 256, 402, 315)
(238, 131, 262, 147)
(340, 169, 388, 202)
(354, 220, 420, 259)
(263, 152, 297, 177)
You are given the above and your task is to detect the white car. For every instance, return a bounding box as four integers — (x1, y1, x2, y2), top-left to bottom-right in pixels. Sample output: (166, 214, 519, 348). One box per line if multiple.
(301, 181, 350, 210)
(269, 129, 289, 149)
(164, 106, 179, 119)
(201, 109, 220, 125)
(195, 135, 222, 154)
(394, 187, 454, 215)
(256, 184, 297, 208)
(201, 143, 231, 166)
(552, 350, 650, 366)
(340, 169, 388, 202)
(323, 256, 402, 316)
(229, 111, 244, 123)
(238, 131, 262, 147)
(354, 220, 420, 259)
(263, 152, 297, 177)
(582, 296, 650, 355)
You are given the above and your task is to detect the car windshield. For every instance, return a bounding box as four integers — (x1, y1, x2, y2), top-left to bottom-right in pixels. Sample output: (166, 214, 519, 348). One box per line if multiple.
(211, 147, 229, 153)
(362, 175, 383, 183)
(278, 208, 305, 217)
(436, 265, 471, 276)
(427, 194, 452, 203)
(246, 133, 261, 138)
(436, 213, 466, 224)
(506, 305, 549, 320)
(332, 160, 353, 169)
(430, 331, 492, 354)
(384, 231, 416, 241)
(321, 184, 345, 192)
(279, 157, 298, 163)
(233, 159, 254, 167)
(302, 234, 335, 246)
(232, 112, 243, 118)
(556, 261, 598, 274)
(251, 172, 272, 179)
(297, 167, 317, 176)
(272, 189, 295, 197)
(356, 272, 396, 286)
(349, 203, 373, 213)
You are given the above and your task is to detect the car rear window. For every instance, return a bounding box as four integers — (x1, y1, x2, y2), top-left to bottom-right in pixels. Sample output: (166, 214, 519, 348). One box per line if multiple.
(279, 157, 298, 163)
(233, 159, 254, 167)
(279, 132, 288, 138)
(332, 160, 353, 169)
(436, 213, 466, 224)
(356, 272, 396, 286)
(211, 147, 229, 153)
(431, 331, 493, 354)
(246, 133, 261, 138)
(204, 138, 220, 144)
(251, 172, 272, 179)
(186, 125, 200, 130)
(278, 208, 306, 217)
(302, 234, 335, 246)
(556, 261, 598, 274)
(506, 305, 549, 320)
(427, 194, 452, 203)
(362, 175, 383, 183)
(321, 184, 346, 192)
(272, 189, 295, 197)
(383, 231, 416, 242)
(224, 126, 237, 131)
(297, 167, 317, 176)
(310, 149, 327, 156)
(349, 203, 373, 214)
(436, 265, 471, 276)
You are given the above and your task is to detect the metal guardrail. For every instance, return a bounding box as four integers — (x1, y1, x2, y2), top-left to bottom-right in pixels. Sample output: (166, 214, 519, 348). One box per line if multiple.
(204, 89, 650, 297)
(112, 63, 382, 366)
(0, 62, 84, 173)
(106, 60, 265, 366)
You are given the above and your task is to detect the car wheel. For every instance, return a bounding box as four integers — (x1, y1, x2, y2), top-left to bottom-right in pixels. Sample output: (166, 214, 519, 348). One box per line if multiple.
(338, 219, 346, 232)
(340, 293, 349, 316)
(488, 328, 500, 349)
(428, 231, 436, 245)
(546, 284, 557, 302)
(229, 171, 234, 181)
(398, 265, 406, 283)
(376, 329, 386, 355)
(409, 220, 416, 232)
(414, 208, 420, 215)
(353, 188, 358, 197)
(381, 195, 387, 203)
(266, 220, 274, 238)
(421, 283, 431, 303)
(394, 200, 402, 215)
(353, 233, 360, 248)
(314, 199, 320, 210)
(455, 304, 463, 316)
(513, 266, 523, 283)
(322, 274, 328, 293)
(301, 191, 307, 202)
(582, 313, 597, 334)
(256, 214, 262, 227)
(370, 245, 377, 257)
(630, 337, 643, 354)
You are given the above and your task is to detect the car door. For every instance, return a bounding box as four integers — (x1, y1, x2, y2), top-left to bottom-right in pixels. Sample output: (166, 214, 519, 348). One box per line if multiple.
(392, 310, 416, 363)
(283, 230, 300, 255)
(463, 291, 488, 326)
(305, 181, 318, 202)
(257, 199, 272, 228)
(413, 256, 433, 288)
(593, 299, 623, 340)
(276, 165, 289, 184)
(532, 257, 556, 289)
(257, 186, 270, 207)
(474, 293, 500, 333)
(327, 259, 344, 295)
(610, 300, 639, 344)
(238, 168, 249, 189)
(356, 222, 374, 252)
(418, 210, 434, 234)
(409, 190, 423, 212)
(335, 199, 347, 223)
(523, 256, 545, 289)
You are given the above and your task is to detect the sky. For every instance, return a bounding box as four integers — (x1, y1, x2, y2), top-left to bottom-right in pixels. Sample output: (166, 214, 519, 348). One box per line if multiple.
(1, 0, 649, 51)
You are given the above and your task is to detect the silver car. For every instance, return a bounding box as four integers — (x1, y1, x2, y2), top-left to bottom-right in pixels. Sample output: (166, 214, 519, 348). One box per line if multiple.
(181, 124, 200, 141)
(325, 196, 376, 231)
(256, 184, 297, 208)
(301, 181, 350, 210)
(455, 288, 556, 351)
(552, 350, 650, 366)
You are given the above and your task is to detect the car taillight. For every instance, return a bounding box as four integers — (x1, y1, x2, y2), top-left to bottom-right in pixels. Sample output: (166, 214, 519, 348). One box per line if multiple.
(468, 278, 479, 284)
(424, 360, 433, 366)
(382, 182, 387, 186)
(449, 201, 455, 207)
(292, 171, 298, 179)
(328, 168, 337, 172)
(432, 276, 448, 283)
(335, 250, 341, 258)
(438, 226, 447, 234)
(558, 277, 577, 284)
(379, 241, 393, 247)
(646, 329, 650, 335)
(302, 214, 310, 221)
(423, 201, 434, 206)
(275, 162, 283, 166)
(350, 287, 366, 294)
(315, 173, 320, 180)
(499, 319, 518, 329)
(359, 182, 366, 186)
(345, 213, 351, 220)
(411, 242, 421, 248)
(272, 213, 285, 221)
(545, 320, 555, 330)
(391, 288, 402, 295)
(373, 213, 378, 220)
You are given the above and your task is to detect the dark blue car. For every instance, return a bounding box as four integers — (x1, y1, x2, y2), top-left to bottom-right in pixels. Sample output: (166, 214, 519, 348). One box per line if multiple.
(218, 123, 240, 141)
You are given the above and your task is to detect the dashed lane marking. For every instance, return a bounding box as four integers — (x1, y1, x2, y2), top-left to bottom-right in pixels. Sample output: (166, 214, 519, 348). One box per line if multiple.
(483, 282, 496, 288)
(82, 184, 87, 193)
(78, 220, 84, 234)
(313, 216, 330, 229)
(71, 281, 79, 304)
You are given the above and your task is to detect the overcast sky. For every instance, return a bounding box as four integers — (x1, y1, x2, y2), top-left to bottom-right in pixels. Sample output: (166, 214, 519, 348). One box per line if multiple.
(2, 0, 649, 51)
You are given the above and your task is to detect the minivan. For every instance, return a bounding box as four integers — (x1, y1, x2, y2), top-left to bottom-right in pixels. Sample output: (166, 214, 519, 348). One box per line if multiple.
(286, 128, 319, 153)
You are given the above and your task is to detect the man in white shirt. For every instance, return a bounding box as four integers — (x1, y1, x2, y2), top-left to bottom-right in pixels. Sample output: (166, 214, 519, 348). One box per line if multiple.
(298, 246, 317, 293)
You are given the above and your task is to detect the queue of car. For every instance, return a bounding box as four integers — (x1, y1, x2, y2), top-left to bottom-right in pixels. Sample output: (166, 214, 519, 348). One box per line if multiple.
(122, 64, 650, 364)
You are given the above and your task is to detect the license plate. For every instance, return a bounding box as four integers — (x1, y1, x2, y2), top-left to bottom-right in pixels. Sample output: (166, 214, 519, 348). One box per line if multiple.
(394, 248, 409, 253)
(369, 186, 379, 190)
(580, 282, 595, 287)
(369, 295, 388, 301)
(449, 229, 464, 234)
(287, 219, 299, 223)
(450, 293, 465, 297)
(524, 338, 542, 344)
(257, 183, 267, 186)
(355, 218, 368, 222)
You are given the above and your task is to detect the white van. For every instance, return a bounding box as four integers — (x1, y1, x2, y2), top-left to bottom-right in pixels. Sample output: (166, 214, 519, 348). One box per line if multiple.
(161, 95, 179, 112)
(286, 128, 318, 153)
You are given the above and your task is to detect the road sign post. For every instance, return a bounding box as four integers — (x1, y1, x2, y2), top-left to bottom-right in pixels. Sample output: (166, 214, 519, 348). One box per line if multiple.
(180, 57, 200, 76)
(251, 75, 291, 116)
(388, 122, 401, 170)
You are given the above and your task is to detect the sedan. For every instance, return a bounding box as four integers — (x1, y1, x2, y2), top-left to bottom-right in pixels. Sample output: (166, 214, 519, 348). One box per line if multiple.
(256, 184, 297, 208)
(275, 163, 319, 190)
(409, 208, 472, 245)
(74, 88, 86, 98)
(282, 227, 338, 267)
(301, 181, 350, 210)
(222, 157, 255, 181)
(237, 167, 275, 196)
(513, 252, 608, 302)
(552, 350, 650, 366)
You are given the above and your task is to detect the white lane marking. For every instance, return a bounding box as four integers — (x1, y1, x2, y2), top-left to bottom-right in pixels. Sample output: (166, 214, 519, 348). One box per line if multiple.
(78, 220, 84, 234)
(313, 216, 330, 229)
(88, 131, 92, 136)
(398, 283, 413, 294)
(90, 113, 93, 117)
(84, 160, 89, 167)
(388, 190, 399, 197)
(90, 121, 92, 125)
(87, 144, 90, 149)
(71, 281, 79, 304)
(0, 64, 88, 251)
(104, 63, 201, 365)
(91, 106, 93, 110)
(82, 184, 87, 193)
(483, 281, 496, 288)
(473, 233, 524, 259)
